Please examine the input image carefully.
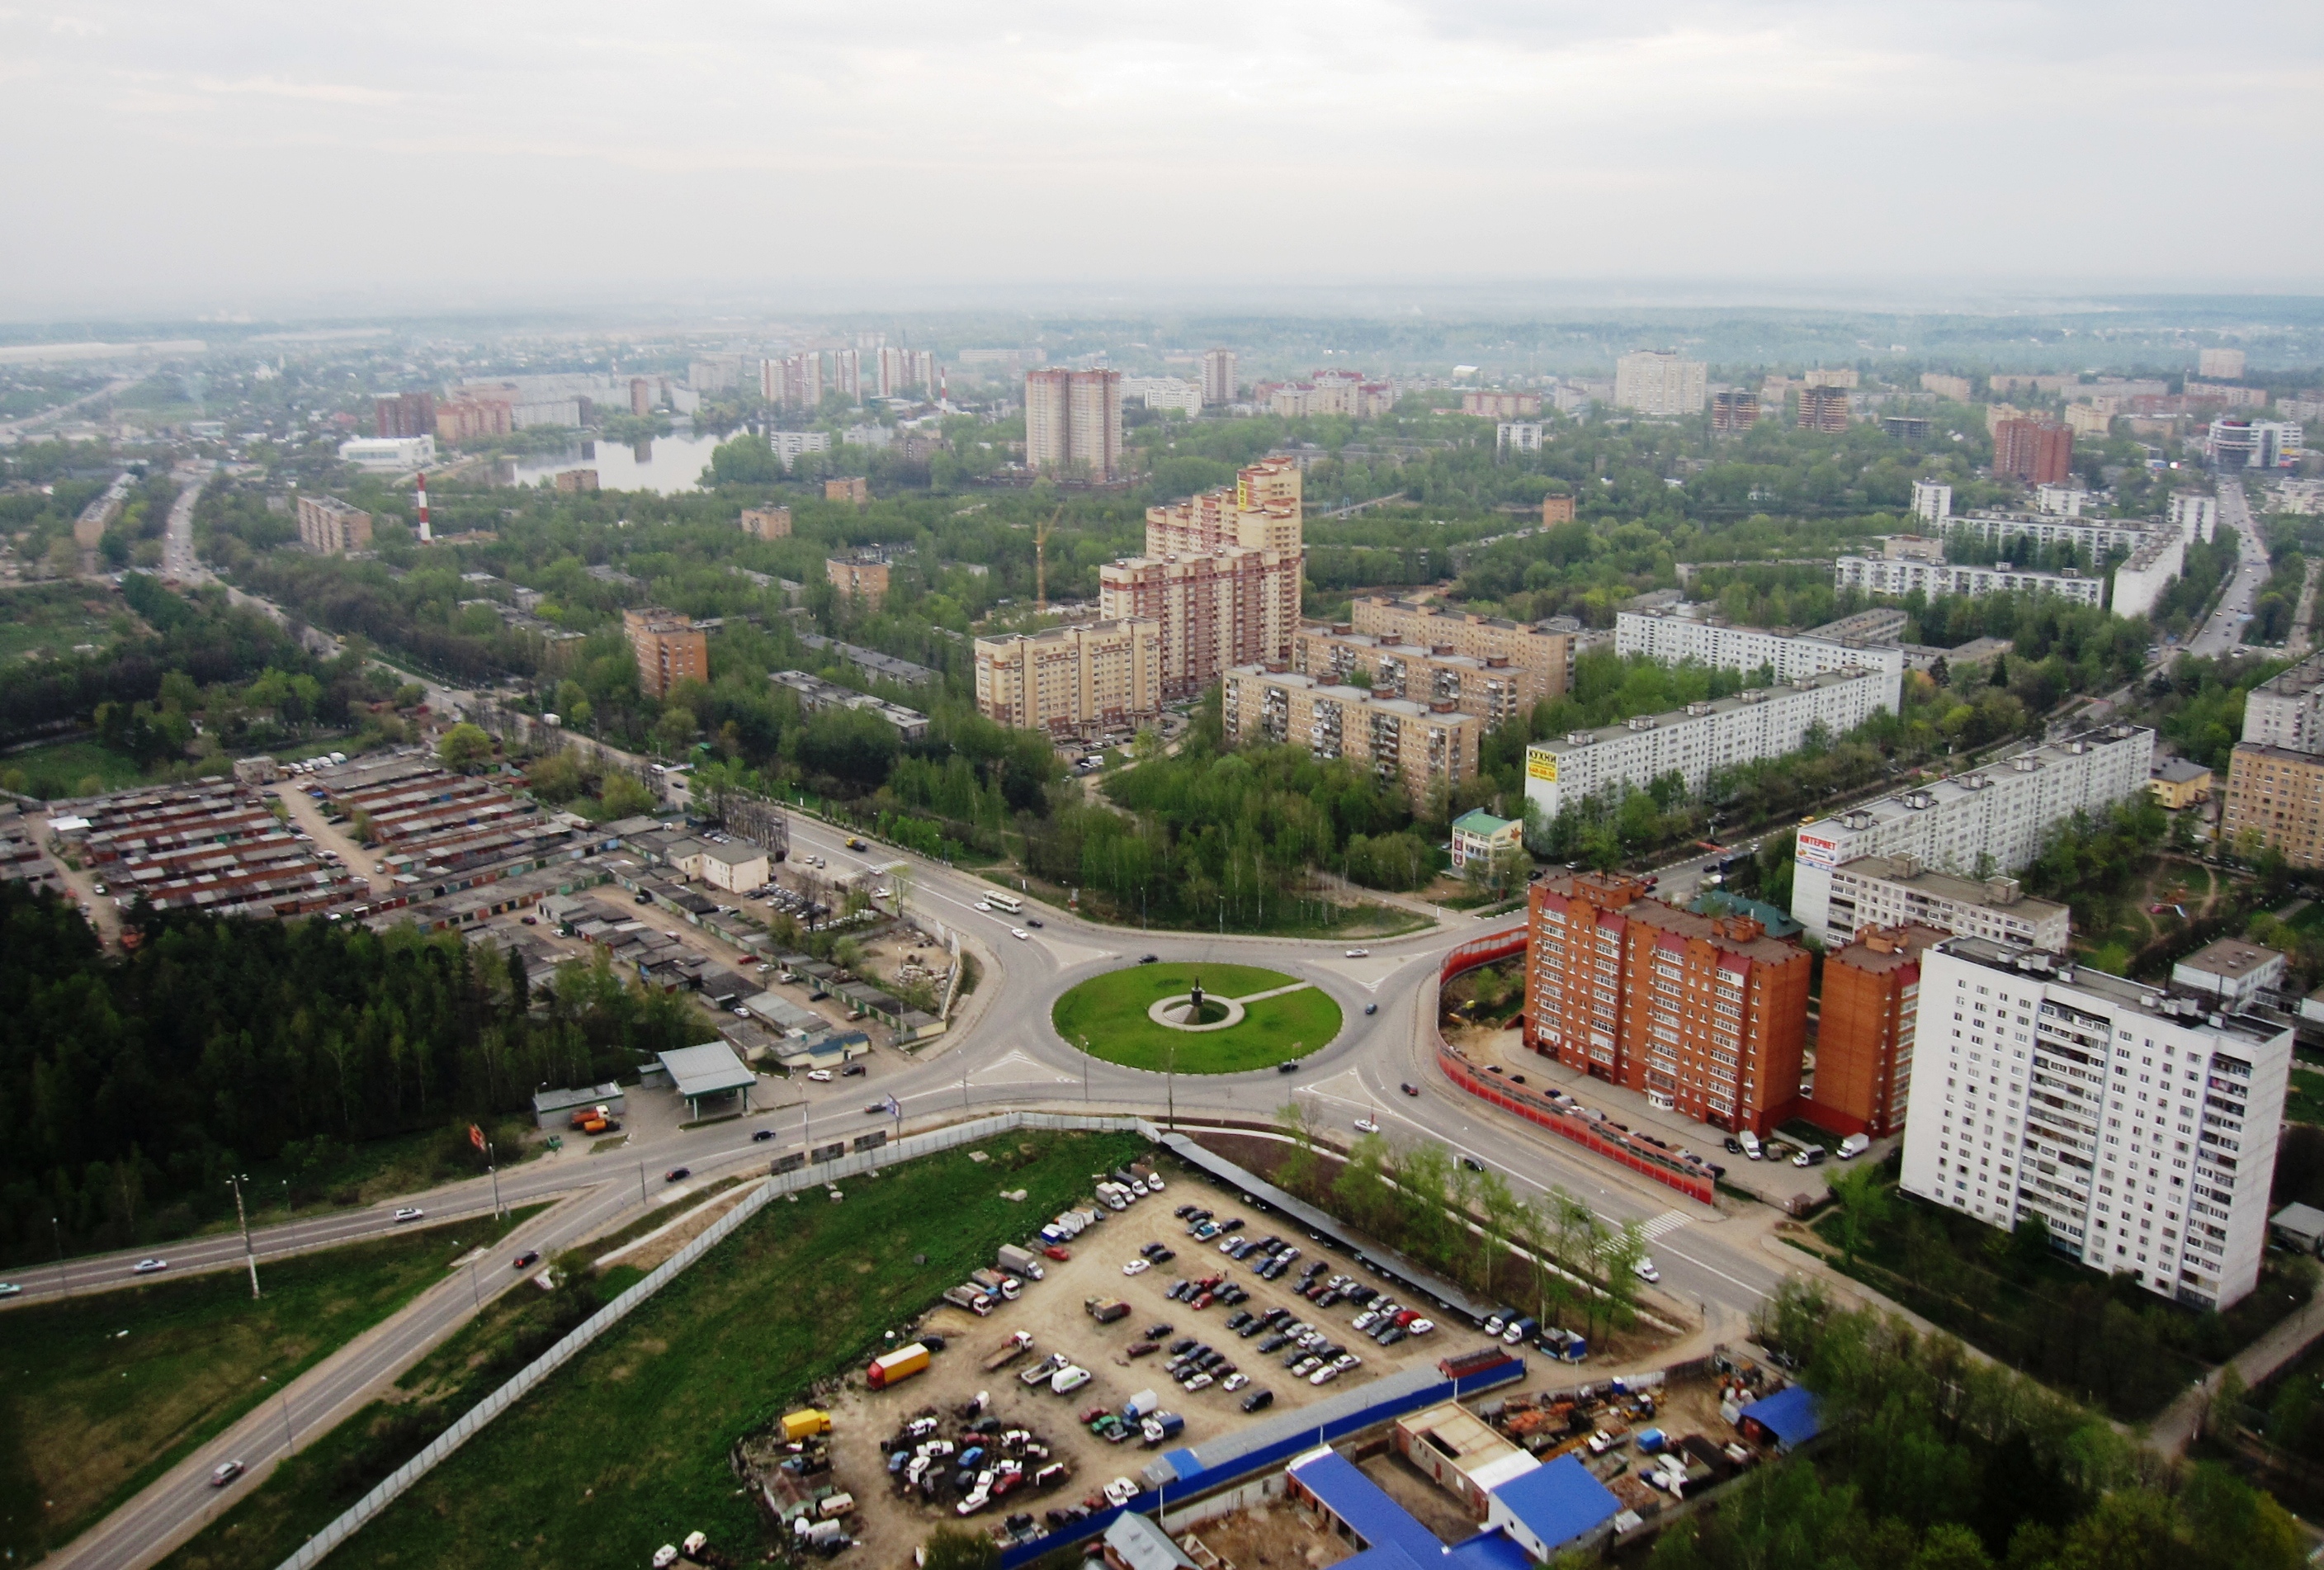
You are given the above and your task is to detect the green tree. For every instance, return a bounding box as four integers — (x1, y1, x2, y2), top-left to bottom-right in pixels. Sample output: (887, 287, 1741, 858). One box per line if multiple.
(527, 750, 583, 804)
(654, 705, 698, 757)
(1826, 1164, 1893, 1267)
(919, 1526, 999, 1570)
(599, 773, 656, 819)
(437, 721, 494, 773)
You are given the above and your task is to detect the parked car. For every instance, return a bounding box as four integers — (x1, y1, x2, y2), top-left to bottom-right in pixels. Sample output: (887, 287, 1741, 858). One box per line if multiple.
(1240, 1388, 1274, 1413)
(806, 1069, 833, 1082)
(1344, 948, 1369, 958)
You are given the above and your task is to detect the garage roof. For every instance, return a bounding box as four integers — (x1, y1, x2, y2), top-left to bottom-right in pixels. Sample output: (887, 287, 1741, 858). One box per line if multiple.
(655, 1042, 756, 1099)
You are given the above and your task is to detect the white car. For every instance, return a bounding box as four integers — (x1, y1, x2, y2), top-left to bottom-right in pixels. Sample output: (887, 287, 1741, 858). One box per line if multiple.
(1633, 1257, 1660, 1284)
(392, 1207, 424, 1223)
(806, 1070, 833, 1083)
(1051, 1365, 1093, 1396)
(873, 887, 892, 899)
(1353, 1118, 1379, 1134)
(1344, 948, 1370, 958)
(1122, 1259, 1151, 1275)
(1405, 1318, 1434, 1335)
(208, 1460, 246, 1487)
(0, 1283, 19, 1298)
(1104, 1478, 1141, 1507)
(976, 901, 993, 911)
(1011, 929, 1029, 941)
(133, 1258, 168, 1274)
(1222, 1372, 1249, 1393)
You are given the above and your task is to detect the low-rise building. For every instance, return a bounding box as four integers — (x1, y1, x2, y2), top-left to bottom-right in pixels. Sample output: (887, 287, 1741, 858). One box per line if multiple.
(1222, 664, 1480, 810)
(2171, 938, 2286, 1012)
(826, 553, 893, 605)
(1810, 854, 2070, 953)
(1900, 937, 2291, 1309)
(1450, 810, 1522, 871)
(623, 608, 708, 700)
(824, 476, 869, 506)
(1524, 669, 1893, 825)
(973, 618, 1162, 735)
(697, 839, 770, 894)
(770, 669, 930, 740)
(2151, 756, 2213, 809)
(1393, 1403, 1536, 1516)
(336, 435, 435, 473)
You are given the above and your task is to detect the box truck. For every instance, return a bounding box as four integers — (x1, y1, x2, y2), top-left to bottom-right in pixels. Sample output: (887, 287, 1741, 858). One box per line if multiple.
(867, 1344, 931, 1389)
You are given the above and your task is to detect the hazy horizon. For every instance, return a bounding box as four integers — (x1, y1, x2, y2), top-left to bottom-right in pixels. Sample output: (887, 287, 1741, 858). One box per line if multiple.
(5, 1, 2322, 319)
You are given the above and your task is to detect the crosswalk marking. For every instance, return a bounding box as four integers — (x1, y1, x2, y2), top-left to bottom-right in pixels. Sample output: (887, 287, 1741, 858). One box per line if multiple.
(1638, 1209, 1693, 1241)
(971, 1049, 1075, 1085)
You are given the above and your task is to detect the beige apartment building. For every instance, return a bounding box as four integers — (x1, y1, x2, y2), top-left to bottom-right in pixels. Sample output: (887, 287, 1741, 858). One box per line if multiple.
(1613, 350, 1707, 416)
(826, 555, 892, 606)
(1098, 458, 1308, 699)
(740, 506, 792, 539)
(296, 494, 373, 554)
(1025, 367, 1123, 481)
(2223, 744, 2324, 867)
(973, 618, 1162, 735)
(623, 608, 708, 700)
(1345, 597, 1575, 701)
(1222, 664, 1480, 809)
(1292, 624, 1547, 731)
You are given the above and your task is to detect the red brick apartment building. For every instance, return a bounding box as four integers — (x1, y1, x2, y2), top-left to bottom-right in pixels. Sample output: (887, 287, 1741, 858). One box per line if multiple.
(1806, 924, 1944, 1137)
(1522, 872, 1811, 1135)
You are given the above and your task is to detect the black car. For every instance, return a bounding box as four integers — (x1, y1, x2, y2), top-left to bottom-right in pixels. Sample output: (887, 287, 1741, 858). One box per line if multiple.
(1724, 1137, 1745, 1154)
(1224, 1309, 1254, 1331)
(1141, 1241, 1168, 1259)
(664, 1166, 690, 1181)
(1240, 1388, 1275, 1413)
(841, 1063, 866, 1076)
(1150, 1248, 1175, 1265)
(513, 1250, 541, 1270)
(1364, 1003, 1377, 1014)
(1169, 1337, 1197, 1355)
(1460, 1156, 1486, 1172)
(1167, 1280, 1193, 1301)
(752, 1128, 776, 1142)
(1237, 1317, 1269, 1338)
(1144, 1323, 1175, 1339)
(1220, 1218, 1245, 1234)
(1139, 954, 1159, 964)
(1276, 1061, 1297, 1073)
(1026, 918, 1043, 928)
(1257, 1333, 1291, 1354)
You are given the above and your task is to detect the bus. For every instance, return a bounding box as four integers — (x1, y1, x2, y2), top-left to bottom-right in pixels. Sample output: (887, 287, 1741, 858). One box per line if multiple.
(985, 891, 1024, 915)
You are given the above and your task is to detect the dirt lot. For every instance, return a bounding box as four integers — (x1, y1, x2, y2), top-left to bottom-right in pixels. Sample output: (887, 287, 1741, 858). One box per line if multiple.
(1184, 1500, 1350, 1569)
(817, 1161, 1514, 1565)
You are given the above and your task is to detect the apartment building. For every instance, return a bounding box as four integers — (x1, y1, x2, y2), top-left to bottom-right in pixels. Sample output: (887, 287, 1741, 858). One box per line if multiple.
(973, 618, 1162, 735)
(1832, 555, 2105, 605)
(1268, 371, 1394, 419)
(2171, 494, 2218, 543)
(1523, 669, 1894, 824)
(1122, 376, 1202, 415)
(2199, 348, 2247, 380)
(768, 670, 929, 740)
(2239, 651, 2324, 752)
(1293, 626, 1546, 731)
(1711, 390, 1759, 433)
(1613, 351, 1707, 417)
(1523, 872, 1811, 1133)
(1347, 598, 1575, 700)
(1143, 456, 1302, 556)
(2222, 745, 2324, 867)
(824, 476, 869, 506)
(1222, 665, 1479, 809)
(1614, 609, 1904, 710)
(375, 390, 437, 440)
(1497, 423, 1544, 452)
(1953, 511, 2158, 560)
(1462, 390, 1541, 418)
(826, 554, 893, 606)
(1025, 367, 1123, 481)
(1789, 725, 2156, 936)
(1542, 494, 1575, 526)
(1912, 481, 1953, 523)
(1899, 937, 2290, 1310)
(1809, 854, 2071, 952)
(2112, 530, 2186, 620)
(1922, 373, 1973, 401)
(1811, 925, 1947, 1138)
(874, 347, 936, 399)
(1797, 386, 1851, 433)
(295, 494, 372, 554)
(769, 431, 830, 469)
(1992, 419, 2075, 485)
(623, 608, 708, 700)
(739, 507, 792, 540)
(1201, 348, 1238, 407)
(760, 353, 823, 410)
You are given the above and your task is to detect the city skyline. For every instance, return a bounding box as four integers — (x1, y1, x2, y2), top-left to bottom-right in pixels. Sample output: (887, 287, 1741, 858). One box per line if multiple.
(4, 2, 2322, 316)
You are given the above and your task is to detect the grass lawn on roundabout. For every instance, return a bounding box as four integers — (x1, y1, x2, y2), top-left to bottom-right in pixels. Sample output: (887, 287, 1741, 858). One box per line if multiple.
(1051, 961, 1342, 1074)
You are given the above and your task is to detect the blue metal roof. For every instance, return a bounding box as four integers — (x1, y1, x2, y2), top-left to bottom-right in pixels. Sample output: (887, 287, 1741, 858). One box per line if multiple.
(1288, 1449, 1445, 1561)
(1488, 1454, 1620, 1550)
(1443, 1529, 1537, 1570)
(1738, 1383, 1821, 1448)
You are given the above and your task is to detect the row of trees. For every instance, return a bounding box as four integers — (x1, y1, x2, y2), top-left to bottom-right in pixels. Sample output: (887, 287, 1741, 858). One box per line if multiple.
(0, 882, 706, 1265)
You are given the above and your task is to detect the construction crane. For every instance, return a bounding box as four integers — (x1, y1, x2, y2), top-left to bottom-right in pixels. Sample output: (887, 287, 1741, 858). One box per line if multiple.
(1035, 506, 1060, 615)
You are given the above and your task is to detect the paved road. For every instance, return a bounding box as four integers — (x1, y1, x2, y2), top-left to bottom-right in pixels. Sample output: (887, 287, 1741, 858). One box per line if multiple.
(0, 376, 139, 442)
(28, 795, 1794, 1570)
(2187, 480, 2270, 660)
(159, 462, 212, 582)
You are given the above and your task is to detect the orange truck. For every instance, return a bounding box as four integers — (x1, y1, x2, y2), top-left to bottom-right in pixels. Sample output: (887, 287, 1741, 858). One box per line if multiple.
(568, 1104, 620, 1134)
(867, 1342, 932, 1390)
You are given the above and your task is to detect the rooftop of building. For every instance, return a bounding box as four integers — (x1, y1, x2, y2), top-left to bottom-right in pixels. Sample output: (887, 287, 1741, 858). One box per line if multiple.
(2176, 937, 2285, 983)
(1832, 923, 1949, 976)
(2155, 757, 2214, 783)
(1807, 724, 2153, 839)
(1354, 595, 1566, 636)
(1452, 809, 1519, 835)
(1528, 666, 1883, 759)
(2251, 650, 2324, 698)
(1230, 664, 1474, 723)
(1805, 608, 1909, 644)
(1829, 854, 2067, 921)
(1933, 935, 2290, 1047)
(1620, 604, 1895, 651)
(974, 617, 1150, 649)
(1536, 872, 1803, 966)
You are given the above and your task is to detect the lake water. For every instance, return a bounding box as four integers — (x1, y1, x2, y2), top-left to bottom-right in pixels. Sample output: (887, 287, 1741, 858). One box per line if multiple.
(500, 429, 727, 494)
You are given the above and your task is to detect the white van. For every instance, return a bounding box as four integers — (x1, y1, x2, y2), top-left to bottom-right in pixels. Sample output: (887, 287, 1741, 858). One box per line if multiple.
(1737, 1130, 1763, 1161)
(1837, 1133, 1872, 1160)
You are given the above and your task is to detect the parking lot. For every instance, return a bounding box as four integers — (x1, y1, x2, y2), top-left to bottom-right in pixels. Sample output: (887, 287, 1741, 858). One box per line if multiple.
(817, 1157, 1512, 1560)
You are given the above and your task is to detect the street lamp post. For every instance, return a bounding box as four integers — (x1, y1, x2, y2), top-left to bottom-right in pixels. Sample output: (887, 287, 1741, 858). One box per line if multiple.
(1080, 1037, 1090, 1104)
(50, 1215, 67, 1298)
(261, 1374, 294, 1454)
(229, 1173, 260, 1299)
(486, 1141, 504, 1220)
(1166, 1038, 1177, 1132)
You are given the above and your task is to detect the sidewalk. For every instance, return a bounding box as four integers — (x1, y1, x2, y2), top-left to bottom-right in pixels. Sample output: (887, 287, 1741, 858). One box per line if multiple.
(2149, 1286, 2324, 1457)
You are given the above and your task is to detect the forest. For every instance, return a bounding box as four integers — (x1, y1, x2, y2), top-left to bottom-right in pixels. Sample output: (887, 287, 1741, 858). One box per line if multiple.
(0, 881, 706, 1265)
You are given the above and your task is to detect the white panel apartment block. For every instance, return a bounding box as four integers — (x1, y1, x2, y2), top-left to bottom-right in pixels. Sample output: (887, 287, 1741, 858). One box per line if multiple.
(2239, 651, 2324, 753)
(1953, 512, 2160, 560)
(1790, 725, 2155, 938)
(1614, 612, 1905, 712)
(2171, 494, 2218, 543)
(1900, 939, 2289, 1308)
(1523, 668, 1891, 822)
(1816, 856, 2071, 952)
(1834, 556, 2106, 605)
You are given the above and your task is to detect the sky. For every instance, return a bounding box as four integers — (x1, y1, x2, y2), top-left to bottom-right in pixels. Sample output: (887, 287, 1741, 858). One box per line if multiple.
(3, 1, 2322, 319)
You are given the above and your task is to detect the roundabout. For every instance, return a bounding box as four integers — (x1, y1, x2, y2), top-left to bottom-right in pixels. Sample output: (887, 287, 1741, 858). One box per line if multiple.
(1051, 960, 1342, 1074)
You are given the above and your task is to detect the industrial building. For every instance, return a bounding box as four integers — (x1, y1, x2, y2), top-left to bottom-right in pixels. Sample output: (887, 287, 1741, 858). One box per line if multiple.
(1789, 725, 2154, 938)
(1523, 669, 1892, 825)
(1899, 937, 2292, 1310)
(1523, 872, 1811, 1134)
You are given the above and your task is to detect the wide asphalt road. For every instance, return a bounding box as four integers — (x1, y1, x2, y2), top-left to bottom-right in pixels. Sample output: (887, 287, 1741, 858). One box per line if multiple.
(30, 812, 1793, 1570)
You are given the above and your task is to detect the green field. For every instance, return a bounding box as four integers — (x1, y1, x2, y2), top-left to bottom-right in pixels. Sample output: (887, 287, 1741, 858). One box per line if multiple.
(0, 583, 125, 665)
(2, 736, 151, 798)
(1051, 961, 1342, 1073)
(185, 1132, 1150, 1570)
(0, 1206, 542, 1564)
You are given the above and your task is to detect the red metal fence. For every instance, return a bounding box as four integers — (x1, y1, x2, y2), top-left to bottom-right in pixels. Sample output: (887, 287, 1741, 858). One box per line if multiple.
(1434, 922, 1715, 1205)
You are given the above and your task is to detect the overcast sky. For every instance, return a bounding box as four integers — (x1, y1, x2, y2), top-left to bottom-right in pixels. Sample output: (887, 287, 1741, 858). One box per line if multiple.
(4, 1, 2321, 319)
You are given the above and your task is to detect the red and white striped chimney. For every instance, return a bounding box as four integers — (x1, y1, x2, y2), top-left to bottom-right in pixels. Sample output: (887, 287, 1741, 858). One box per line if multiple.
(415, 473, 432, 542)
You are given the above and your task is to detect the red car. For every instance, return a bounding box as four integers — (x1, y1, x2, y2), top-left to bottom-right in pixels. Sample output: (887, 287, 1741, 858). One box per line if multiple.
(1042, 1245, 1071, 1262)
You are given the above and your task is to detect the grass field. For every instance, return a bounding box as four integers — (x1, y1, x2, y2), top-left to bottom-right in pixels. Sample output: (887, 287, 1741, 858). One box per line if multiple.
(200, 1132, 1151, 1570)
(2287, 1065, 2324, 1126)
(1051, 961, 1343, 1073)
(0, 584, 125, 665)
(0, 1206, 542, 1564)
(4, 736, 150, 798)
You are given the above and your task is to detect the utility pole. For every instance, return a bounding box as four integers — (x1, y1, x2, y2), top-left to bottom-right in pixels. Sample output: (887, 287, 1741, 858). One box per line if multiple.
(1166, 1038, 1177, 1132)
(50, 1216, 67, 1298)
(486, 1141, 504, 1220)
(229, 1174, 260, 1299)
(1080, 1037, 1090, 1104)
(262, 1374, 294, 1454)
